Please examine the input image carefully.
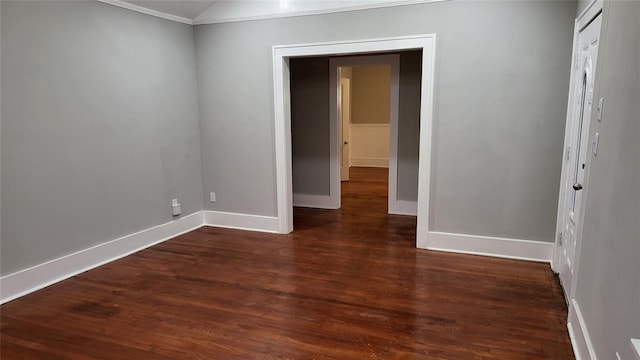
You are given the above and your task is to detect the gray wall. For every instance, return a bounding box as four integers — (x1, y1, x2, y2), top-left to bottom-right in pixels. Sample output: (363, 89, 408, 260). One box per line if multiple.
(576, 0, 593, 15)
(0, 1, 204, 275)
(396, 51, 421, 202)
(195, 0, 576, 241)
(290, 57, 330, 196)
(574, 1, 640, 358)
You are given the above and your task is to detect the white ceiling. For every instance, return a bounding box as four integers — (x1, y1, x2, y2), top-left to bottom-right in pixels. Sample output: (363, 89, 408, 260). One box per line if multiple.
(125, 1, 216, 20)
(113, 0, 445, 24)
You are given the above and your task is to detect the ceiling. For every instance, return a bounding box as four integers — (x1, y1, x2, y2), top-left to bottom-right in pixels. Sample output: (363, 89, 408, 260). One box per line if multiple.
(125, 1, 217, 20)
(114, 0, 444, 24)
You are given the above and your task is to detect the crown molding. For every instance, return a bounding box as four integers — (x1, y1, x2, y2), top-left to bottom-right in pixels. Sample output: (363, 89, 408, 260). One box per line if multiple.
(97, 0, 194, 25)
(96, 0, 448, 26)
(194, 0, 448, 25)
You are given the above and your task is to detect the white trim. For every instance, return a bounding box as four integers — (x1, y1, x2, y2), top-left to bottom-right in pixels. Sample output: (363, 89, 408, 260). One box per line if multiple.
(98, 0, 448, 26)
(0, 209, 285, 304)
(193, 0, 449, 25)
(273, 35, 436, 243)
(293, 194, 337, 209)
(273, 53, 293, 233)
(350, 157, 389, 168)
(577, 0, 603, 31)
(388, 200, 417, 216)
(631, 339, 640, 360)
(97, 0, 193, 25)
(552, 17, 580, 273)
(568, 299, 597, 360)
(203, 211, 279, 233)
(0, 211, 204, 305)
(426, 231, 553, 262)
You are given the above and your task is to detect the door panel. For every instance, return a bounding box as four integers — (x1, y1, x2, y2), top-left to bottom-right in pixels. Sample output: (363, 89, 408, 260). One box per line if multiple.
(558, 14, 601, 294)
(340, 78, 351, 181)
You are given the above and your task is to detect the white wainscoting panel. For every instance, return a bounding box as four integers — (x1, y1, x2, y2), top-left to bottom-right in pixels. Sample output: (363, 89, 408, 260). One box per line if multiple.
(350, 123, 390, 168)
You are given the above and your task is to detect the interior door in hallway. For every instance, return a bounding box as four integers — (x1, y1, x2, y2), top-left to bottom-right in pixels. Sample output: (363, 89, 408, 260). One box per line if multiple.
(558, 13, 602, 295)
(340, 77, 351, 181)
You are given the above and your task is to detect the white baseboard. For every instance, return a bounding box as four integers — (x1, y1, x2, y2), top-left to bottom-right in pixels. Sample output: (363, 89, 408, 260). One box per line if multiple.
(423, 231, 553, 262)
(0, 211, 204, 305)
(203, 210, 279, 233)
(350, 157, 389, 168)
(388, 199, 417, 216)
(568, 299, 597, 360)
(632, 339, 640, 360)
(293, 193, 337, 209)
(0, 209, 282, 304)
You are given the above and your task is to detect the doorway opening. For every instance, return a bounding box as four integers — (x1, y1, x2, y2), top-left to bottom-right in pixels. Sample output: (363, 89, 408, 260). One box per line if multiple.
(333, 55, 417, 217)
(338, 62, 392, 218)
(272, 35, 436, 249)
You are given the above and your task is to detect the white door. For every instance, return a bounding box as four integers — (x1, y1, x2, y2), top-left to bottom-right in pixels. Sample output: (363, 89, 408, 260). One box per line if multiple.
(340, 78, 351, 181)
(558, 14, 602, 294)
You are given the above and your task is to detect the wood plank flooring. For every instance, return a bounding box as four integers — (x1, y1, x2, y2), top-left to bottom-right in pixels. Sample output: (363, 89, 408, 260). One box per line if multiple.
(1, 167, 574, 359)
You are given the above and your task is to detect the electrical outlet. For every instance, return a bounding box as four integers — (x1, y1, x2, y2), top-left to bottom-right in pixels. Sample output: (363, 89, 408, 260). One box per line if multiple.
(209, 192, 216, 203)
(597, 97, 604, 121)
(171, 198, 181, 216)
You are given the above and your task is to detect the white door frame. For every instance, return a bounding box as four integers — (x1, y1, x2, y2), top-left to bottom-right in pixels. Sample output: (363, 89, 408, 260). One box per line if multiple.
(339, 75, 352, 182)
(272, 35, 436, 248)
(330, 54, 412, 215)
(552, 0, 603, 296)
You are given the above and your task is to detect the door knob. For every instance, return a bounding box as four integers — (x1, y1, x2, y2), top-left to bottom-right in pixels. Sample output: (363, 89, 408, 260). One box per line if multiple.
(573, 183, 583, 191)
(343, 141, 348, 145)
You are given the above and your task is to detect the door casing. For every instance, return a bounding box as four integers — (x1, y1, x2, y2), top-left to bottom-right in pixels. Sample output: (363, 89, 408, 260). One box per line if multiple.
(340, 76, 351, 182)
(272, 35, 436, 248)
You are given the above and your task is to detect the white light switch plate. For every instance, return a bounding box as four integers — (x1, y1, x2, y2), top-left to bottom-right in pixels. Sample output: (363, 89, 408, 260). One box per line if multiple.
(597, 97, 604, 121)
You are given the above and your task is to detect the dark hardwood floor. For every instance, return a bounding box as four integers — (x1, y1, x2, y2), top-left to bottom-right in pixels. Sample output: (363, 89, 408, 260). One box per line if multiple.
(1, 167, 574, 359)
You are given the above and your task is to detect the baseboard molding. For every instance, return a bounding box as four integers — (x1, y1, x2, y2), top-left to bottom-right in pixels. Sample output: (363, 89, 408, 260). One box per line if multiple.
(424, 231, 553, 262)
(293, 193, 337, 209)
(0, 211, 204, 305)
(388, 199, 417, 216)
(1, 209, 282, 304)
(203, 210, 279, 233)
(632, 339, 640, 360)
(350, 157, 389, 168)
(568, 299, 597, 360)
